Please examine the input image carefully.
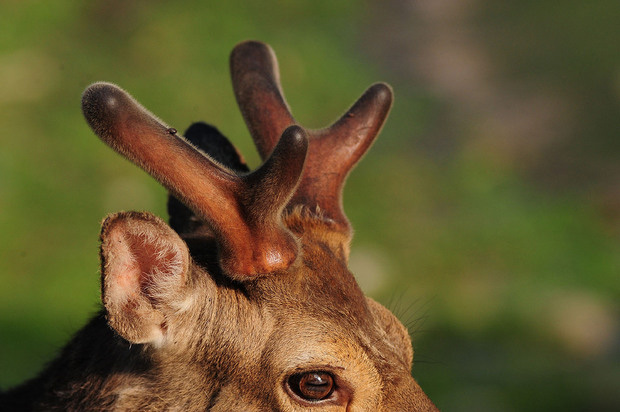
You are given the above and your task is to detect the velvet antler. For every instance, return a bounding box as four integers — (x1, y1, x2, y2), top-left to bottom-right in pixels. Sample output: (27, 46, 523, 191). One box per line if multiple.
(231, 41, 393, 237)
(82, 83, 308, 278)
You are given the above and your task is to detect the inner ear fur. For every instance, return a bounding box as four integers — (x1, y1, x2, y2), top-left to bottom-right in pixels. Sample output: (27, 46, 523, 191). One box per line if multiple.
(366, 297, 414, 370)
(100, 211, 190, 345)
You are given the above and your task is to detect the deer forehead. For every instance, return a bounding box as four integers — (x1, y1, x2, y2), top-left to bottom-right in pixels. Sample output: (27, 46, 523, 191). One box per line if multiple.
(202, 310, 385, 410)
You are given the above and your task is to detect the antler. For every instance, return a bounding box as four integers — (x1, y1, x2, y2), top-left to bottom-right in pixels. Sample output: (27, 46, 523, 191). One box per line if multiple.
(231, 41, 393, 236)
(82, 82, 308, 278)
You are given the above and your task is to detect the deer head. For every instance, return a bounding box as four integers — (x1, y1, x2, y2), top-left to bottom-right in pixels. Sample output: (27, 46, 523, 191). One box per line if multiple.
(4, 41, 435, 411)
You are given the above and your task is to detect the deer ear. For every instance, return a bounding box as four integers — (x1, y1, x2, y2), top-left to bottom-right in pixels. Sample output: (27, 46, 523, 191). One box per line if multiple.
(366, 297, 414, 370)
(100, 211, 190, 345)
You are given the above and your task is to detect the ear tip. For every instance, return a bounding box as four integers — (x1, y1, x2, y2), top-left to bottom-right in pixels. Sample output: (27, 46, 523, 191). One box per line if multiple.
(100, 211, 164, 236)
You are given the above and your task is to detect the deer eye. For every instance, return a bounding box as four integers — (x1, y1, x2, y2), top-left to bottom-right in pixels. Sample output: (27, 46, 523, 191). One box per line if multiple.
(288, 371, 335, 401)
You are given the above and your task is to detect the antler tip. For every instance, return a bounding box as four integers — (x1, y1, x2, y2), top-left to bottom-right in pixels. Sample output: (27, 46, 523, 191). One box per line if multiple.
(281, 125, 308, 152)
(81, 82, 131, 135)
(231, 40, 271, 57)
(82, 82, 124, 110)
(368, 82, 394, 108)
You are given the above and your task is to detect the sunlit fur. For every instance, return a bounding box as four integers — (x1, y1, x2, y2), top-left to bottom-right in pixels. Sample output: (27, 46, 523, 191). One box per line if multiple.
(1, 209, 436, 411)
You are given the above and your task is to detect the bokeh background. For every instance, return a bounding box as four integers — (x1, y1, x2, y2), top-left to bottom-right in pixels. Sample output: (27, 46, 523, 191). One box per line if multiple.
(1, 1, 618, 410)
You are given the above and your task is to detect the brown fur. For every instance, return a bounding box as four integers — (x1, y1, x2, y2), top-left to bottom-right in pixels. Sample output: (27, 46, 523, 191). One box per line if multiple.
(1, 41, 437, 411)
(2, 212, 436, 411)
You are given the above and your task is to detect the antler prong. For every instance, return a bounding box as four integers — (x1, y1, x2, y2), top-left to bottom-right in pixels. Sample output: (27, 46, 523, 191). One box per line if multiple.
(231, 42, 393, 237)
(82, 82, 308, 278)
(230, 40, 295, 158)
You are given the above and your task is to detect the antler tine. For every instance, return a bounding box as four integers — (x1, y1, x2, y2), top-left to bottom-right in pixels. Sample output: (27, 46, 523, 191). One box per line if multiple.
(291, 82, 393, 235)
(230, 40, 295, 159)
(82, 82, 308, 278)
(231, 41, 393, 236)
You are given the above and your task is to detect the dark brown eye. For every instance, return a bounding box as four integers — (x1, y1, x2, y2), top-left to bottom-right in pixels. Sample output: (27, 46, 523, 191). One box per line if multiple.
(288, 371, 335, 401)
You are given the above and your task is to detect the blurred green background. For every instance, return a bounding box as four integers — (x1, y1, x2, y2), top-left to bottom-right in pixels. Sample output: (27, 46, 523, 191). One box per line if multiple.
(1, 0, 618, 410)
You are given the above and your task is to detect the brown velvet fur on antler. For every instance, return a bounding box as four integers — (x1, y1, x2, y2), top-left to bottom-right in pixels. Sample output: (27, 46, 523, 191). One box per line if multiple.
(82, 84, 308, 278)
(231, 41, 393, 240)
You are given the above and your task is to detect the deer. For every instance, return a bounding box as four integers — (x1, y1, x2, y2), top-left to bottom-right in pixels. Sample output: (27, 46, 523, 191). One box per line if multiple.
(1, 41, 437, 411)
